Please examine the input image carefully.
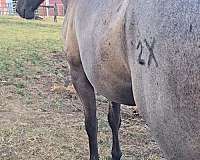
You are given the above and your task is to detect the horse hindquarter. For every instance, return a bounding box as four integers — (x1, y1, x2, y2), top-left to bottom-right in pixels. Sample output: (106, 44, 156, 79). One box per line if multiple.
(126, 1, 200, 160)
(74, 0, 134, 105)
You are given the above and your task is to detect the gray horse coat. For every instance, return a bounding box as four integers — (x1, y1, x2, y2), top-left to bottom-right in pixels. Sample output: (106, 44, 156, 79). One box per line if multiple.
(63, 0, 135, 105)
(17, 0, 200, 160)
(64, 1, 200, 158)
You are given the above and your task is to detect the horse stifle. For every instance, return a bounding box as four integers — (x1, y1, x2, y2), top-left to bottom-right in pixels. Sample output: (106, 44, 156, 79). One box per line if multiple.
(17, 0, 200, 160)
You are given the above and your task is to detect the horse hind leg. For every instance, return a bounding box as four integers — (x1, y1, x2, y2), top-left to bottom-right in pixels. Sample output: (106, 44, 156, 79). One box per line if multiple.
(108, 102, 122, 160)
(69, 61, 99, 160)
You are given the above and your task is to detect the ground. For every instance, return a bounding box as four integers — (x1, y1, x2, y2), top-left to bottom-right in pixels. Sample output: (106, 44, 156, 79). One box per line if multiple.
(0, 16, 163, 160)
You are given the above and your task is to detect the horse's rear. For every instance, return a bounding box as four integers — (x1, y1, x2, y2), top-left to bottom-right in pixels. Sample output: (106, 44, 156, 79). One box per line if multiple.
(63, 0, 134, 105)
(62, 0, 134, 159)
(126, 1, 200, 159)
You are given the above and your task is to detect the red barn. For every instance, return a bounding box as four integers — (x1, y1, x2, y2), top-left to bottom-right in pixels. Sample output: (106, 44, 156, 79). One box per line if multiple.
(39, 0, 64, 16)
(0, 0, 8, 14)
(0, 0, 6, 6)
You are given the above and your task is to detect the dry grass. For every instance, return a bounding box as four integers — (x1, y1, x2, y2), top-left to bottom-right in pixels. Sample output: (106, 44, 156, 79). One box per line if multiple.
(0, 16, 163, 160)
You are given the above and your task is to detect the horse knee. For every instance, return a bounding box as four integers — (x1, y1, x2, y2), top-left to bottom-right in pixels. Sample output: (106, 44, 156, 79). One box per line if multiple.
(111, 151, 122, 160)
(108, 102, 121, 131)
(85, 116, 97, 133)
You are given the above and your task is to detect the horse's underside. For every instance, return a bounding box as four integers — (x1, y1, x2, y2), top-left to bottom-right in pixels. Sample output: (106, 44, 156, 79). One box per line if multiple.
(17, 0, 200, 160)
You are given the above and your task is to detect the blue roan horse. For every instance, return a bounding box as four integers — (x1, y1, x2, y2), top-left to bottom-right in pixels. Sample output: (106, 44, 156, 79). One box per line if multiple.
(16, 0, 200, 160)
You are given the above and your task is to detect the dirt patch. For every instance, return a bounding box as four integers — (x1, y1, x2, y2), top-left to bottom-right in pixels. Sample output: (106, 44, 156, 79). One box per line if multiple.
(0, 52, 163, 160)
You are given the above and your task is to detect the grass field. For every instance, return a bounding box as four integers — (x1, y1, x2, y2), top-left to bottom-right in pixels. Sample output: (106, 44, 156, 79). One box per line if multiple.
(0, 16, 163, 160)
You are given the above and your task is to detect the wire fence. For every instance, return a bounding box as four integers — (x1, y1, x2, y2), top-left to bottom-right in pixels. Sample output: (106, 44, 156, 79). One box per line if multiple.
(0, 2, 65, 17)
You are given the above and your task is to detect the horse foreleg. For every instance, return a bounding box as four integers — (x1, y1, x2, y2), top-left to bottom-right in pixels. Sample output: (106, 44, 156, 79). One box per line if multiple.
(108, 102, 122, 160)
(70, 64, 99, 160)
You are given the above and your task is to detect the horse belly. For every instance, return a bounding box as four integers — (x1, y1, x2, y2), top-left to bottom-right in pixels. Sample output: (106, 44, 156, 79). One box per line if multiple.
(91, 62, 134, 105)
(126, 1, 200, 159)
(82, 30, 134, 105)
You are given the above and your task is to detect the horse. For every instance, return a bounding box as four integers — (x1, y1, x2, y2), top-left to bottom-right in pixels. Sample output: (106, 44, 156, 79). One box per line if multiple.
(16, 0, 200, 160)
